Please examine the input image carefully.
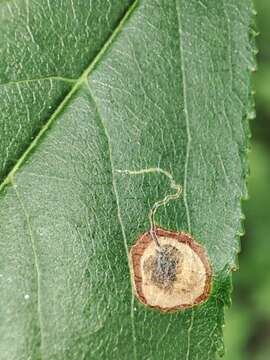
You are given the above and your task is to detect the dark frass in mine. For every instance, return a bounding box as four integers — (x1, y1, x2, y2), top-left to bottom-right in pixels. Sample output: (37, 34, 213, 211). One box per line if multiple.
(129, 227, 212, 311)
(144, 245, 183, 291)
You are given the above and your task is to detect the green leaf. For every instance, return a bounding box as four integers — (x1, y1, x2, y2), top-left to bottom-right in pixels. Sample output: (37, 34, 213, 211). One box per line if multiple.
(0, 1, 255, 359)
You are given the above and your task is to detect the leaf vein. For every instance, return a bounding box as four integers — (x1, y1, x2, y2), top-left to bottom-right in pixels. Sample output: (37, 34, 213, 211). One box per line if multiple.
(12, 178, 44, 357)
(0, 76, 76, 87)
(175, 0, 191, 233)
(85, 81, 137, 360)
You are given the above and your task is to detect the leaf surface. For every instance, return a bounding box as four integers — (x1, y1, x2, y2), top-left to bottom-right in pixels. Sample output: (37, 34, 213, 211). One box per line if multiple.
(0, 1, 255, 359)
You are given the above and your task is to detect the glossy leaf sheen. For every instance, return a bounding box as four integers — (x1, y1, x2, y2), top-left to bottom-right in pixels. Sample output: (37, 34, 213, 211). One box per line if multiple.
(0, 1, 254, 359)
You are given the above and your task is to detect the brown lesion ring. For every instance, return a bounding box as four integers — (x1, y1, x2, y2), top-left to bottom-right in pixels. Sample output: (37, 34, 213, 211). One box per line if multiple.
(129, 227, 212, 312)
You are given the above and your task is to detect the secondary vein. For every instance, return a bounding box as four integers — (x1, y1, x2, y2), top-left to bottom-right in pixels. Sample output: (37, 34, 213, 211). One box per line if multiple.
(175, 4, 194, 359)
(85, 81, 137, 360)
(0, 76, 77, 87)
(12, 178, 44, 357)
(175, 0, 191, 233)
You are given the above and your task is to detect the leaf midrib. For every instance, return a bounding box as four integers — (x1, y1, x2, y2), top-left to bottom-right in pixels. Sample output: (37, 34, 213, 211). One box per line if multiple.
(0, 0, 138, 193)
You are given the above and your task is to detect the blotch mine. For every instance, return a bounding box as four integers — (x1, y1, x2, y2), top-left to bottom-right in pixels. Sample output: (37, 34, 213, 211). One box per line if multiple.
(129, 227, 212, 312)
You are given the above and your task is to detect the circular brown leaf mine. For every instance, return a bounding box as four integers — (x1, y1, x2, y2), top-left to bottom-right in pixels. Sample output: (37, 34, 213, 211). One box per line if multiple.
(129, 227, 212, 312)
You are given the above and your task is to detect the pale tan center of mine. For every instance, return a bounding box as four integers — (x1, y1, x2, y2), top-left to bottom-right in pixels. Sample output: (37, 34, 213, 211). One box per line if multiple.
(140, 237, 206, 308)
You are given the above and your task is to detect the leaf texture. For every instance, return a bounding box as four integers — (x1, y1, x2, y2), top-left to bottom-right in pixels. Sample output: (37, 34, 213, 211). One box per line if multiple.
(0, 1, 255, 359)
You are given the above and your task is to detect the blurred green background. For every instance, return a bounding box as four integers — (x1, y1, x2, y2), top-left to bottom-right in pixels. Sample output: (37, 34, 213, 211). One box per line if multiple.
(223, 0, 270, 359)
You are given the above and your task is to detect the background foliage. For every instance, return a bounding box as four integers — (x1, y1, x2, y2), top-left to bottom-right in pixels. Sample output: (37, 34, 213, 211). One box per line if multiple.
(223, 0, 270, 358)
